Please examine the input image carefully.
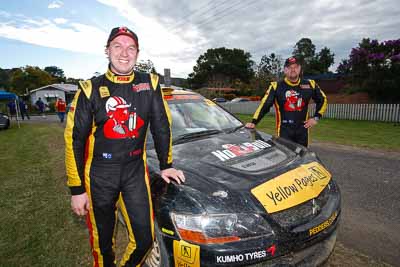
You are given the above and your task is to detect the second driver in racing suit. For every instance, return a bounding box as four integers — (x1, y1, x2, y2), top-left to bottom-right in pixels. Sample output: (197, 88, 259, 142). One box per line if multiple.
(245, 57, 328, 147)
(65, 26, 185, 267)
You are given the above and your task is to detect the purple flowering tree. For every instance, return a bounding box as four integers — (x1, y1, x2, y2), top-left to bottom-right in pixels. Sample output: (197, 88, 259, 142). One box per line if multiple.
(337, 38, 400, 102)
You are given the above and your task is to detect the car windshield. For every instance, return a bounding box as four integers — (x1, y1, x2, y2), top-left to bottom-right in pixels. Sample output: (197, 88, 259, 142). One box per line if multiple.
(148, 96, 243, 144)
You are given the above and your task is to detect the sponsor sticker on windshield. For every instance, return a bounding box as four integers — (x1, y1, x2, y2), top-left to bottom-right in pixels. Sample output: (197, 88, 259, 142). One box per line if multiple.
(204, 99, 216, 106)
(251, 162, 331, 213)
(165, 95, 202, 101)
(173, 240, 200, 267)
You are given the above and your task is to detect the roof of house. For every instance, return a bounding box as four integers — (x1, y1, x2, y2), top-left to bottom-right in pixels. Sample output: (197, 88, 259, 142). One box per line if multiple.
(30, 83, 78, 93)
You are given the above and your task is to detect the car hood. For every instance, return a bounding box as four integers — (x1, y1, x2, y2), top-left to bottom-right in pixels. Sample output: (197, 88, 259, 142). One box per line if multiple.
(147, 129, 305, 213)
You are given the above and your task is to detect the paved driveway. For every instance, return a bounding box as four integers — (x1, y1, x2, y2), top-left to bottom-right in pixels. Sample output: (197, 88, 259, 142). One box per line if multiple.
(311, 143, 400, 266)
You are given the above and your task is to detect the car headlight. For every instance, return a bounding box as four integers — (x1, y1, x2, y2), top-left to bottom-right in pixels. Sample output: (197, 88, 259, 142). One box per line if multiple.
(171, 212, 273, 244)
(3, 115, 9, 119)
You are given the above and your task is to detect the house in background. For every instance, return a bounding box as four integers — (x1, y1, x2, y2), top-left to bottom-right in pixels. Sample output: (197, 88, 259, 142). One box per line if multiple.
(29, 83, 78, 106)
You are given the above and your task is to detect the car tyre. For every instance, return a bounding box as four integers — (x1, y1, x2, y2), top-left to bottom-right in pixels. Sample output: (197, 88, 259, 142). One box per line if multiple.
(117, 211, 170, 267)
(145, 221, 170, 267)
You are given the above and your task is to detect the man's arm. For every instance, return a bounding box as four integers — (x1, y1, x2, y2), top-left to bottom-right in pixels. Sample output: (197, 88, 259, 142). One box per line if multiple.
(310, 80, 328, 119)
(148, 73, 184, 184)
(246, 82, 277, 128)
(64, 81, 93, 214)
(304, 80, 328, 128)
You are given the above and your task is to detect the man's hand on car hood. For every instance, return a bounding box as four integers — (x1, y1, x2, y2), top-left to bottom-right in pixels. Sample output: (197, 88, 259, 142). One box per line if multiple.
(161, 168, 185, 184)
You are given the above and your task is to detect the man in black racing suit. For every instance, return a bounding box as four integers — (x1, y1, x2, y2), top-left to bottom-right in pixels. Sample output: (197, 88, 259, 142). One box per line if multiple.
(65, 26, 185, 267)
(246, 57, 328, 147)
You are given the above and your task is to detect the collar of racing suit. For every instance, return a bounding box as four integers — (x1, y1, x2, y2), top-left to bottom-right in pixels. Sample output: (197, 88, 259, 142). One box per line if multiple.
(284, 77, 301, 86)
(105, 68, 135, 84)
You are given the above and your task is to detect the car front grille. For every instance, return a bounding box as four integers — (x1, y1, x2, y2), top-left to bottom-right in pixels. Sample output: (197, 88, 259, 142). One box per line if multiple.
(269, 183, 331, 228)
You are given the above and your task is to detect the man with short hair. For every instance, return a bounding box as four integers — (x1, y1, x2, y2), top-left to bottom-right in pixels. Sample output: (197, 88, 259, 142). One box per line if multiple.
(7, 100, 16, 120)
(65, 26, 185, 267)
(19, 98, 30, 120)
(245, 57, 328, 147)
(35, 97, 45, 118)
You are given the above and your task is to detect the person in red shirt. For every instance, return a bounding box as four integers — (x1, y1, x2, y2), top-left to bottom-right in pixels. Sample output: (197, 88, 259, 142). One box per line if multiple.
(55, 98, 66, 123)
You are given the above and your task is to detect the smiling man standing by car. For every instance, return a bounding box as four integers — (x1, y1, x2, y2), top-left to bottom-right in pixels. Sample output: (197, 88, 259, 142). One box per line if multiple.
(64, 26, 185, 267)
(246, 57, 328, 147)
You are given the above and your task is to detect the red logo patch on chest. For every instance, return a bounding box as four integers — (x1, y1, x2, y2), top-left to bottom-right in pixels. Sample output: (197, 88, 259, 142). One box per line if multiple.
(132, 83, 151, 92)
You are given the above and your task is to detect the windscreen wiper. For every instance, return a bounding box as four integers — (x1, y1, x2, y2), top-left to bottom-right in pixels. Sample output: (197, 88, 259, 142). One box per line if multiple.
(173, 129, 223, 144)
(224, 125, 244, 133)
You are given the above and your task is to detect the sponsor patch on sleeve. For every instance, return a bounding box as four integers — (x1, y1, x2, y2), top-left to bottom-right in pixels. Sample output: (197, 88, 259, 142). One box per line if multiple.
(173, 240, 200, 267)
(99, 86, 110, 98)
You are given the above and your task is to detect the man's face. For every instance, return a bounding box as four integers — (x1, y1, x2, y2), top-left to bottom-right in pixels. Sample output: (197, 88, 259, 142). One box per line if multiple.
(106, 35, 138, 75)
(284, 64, 301, 81)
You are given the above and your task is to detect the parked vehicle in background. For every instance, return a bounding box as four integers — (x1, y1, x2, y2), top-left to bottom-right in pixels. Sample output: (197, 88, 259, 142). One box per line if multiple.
(0, 112, 10, 130)
(231, 97, 250, 103)
(212, 97, 227, 103)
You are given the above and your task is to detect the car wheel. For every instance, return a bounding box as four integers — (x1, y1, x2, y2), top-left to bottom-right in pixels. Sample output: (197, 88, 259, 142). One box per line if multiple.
(145, 222, 170, 267)
(117, 211, 170, 267)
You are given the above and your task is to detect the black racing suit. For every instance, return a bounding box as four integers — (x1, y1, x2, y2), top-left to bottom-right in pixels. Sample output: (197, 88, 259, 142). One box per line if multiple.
(65, 68, 173, 267)
(252, 78, 327, 147)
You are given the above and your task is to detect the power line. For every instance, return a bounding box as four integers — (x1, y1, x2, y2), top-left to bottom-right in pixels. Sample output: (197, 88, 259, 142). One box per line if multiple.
(193, 0, 259, 30)
(168, 0, 243, 33)
(165, 0, 216, 31)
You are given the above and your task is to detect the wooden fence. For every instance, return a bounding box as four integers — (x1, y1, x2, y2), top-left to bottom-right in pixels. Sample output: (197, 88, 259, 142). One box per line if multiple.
(220, 102, 400, 123)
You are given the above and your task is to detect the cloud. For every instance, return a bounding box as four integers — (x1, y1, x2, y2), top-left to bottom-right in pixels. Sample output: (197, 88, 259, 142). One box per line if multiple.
(53, 18, 68, 24)
(97, 0, 208, 77)
(48, 1, 63, 9)
(99, 0, 400, 75)
(0, 14, 107, 54)
(1, 0, 399, 78)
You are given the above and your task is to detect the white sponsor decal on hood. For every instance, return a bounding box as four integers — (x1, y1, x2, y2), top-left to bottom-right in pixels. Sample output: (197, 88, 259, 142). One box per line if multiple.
(211, 140, 271, 162)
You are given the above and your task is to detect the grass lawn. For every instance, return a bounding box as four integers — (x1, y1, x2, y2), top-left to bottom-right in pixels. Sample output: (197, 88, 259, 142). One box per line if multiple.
(236, 114, 400, 151)
(0, 123, 91, 267)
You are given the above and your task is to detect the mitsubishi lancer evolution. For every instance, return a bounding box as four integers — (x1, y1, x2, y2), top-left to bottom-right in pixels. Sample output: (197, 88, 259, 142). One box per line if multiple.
(135, 88, 340, 267)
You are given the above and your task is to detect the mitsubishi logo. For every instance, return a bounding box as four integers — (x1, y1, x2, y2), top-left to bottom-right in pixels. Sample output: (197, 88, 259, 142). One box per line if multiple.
(312, 199, 320, 215)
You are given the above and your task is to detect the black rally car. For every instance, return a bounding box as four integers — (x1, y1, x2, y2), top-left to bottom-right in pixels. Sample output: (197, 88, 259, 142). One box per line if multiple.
(141, 89, 340, 267)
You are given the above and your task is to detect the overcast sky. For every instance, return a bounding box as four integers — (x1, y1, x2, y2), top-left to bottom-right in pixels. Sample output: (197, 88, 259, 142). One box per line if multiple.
(0, 0, 399, 79)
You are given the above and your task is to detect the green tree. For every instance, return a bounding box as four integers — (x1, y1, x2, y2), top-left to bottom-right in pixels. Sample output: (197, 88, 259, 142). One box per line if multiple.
(337, 38, 400, 102)
(258, 53, 283, 80)
(10, 66, 53, 95)
(292, 38, 335, 75)
(66, 77, 81, 86)
(44, 66, 66, 83)
(315, 47, 335, 73)
(249, 53, 283, 96)
(134, 60, 157, 73)
(187, 47, 254, 89)
(0, 68, 11, 89)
